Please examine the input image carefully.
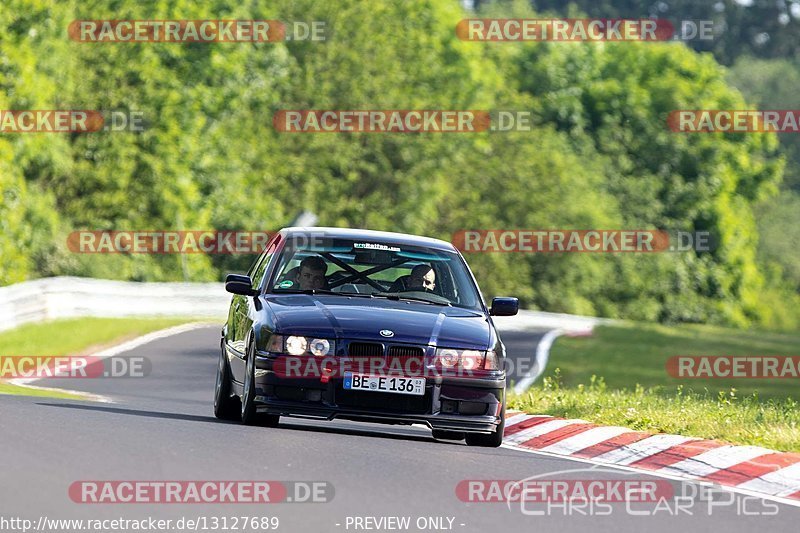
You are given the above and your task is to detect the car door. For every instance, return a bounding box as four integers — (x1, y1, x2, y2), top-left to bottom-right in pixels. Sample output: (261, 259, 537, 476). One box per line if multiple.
(229, 235, 281, 383)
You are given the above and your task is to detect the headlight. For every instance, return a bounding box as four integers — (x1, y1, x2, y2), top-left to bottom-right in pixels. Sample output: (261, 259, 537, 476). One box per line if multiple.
(285, 336, 308, 356)
(309, 338, 331, 357)
(271, 335, 335, 356)
(434, 348, 494, 371)
(436, 348, 460, 368)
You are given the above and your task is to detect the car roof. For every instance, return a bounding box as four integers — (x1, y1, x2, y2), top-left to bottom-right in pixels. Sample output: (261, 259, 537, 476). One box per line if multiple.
(279, 227, 456, 252)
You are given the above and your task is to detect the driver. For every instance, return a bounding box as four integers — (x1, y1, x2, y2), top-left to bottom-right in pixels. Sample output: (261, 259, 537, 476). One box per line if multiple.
(406, 264, 436, 292)
(296, 255, 328, 290)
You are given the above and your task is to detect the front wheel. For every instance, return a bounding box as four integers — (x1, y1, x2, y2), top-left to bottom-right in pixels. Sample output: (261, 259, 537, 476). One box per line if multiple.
(240, 338, 279, 427)
(465, 405, 504, 447)
(214, 345, 239, 420)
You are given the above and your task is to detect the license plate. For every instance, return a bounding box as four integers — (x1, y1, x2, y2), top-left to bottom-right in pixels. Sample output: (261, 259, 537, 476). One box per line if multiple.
(343, 372, 425, 396)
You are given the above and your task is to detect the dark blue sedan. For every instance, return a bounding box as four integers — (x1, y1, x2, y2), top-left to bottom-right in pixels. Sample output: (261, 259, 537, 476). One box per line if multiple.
(215, 227, 518, 446)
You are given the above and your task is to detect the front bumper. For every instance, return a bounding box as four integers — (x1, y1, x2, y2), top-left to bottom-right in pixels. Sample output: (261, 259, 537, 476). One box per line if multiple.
(251, 354, 505, 434)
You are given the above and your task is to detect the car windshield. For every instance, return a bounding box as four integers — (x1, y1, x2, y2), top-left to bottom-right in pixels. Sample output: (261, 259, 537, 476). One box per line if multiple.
(268, 237, 484, 311)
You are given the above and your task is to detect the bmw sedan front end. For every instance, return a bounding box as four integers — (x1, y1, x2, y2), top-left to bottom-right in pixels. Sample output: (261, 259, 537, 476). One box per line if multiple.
(216, 227, 518, 447)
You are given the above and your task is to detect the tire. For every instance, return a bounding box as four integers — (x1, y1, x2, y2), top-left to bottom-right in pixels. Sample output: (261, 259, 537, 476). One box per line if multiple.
(431, 430, 465, 441)
(259, 413, 280, 428)
(240, 338, 280, 427)
(465, 405, 505, 448)
(214, 344, 240, 420)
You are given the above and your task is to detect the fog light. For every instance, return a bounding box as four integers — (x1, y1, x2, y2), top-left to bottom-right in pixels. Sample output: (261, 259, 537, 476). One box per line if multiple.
(441, 400, 457, 414)
(459, 401, 488, 415)
(305, 390, 322, 402)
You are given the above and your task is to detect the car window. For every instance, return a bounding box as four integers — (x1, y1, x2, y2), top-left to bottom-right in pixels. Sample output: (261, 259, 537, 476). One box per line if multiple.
(250, 237, 280, 290)
(267, 238, 483, 311)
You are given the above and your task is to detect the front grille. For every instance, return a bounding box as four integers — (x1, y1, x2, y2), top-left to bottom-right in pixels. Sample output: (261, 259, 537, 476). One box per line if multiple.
(386, 345, 426, 373)
(387, 345, 424, 358)
(348, 342, 384, 357)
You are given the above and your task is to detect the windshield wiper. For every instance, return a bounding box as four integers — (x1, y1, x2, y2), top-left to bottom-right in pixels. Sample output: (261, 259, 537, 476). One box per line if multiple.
(302, 289, 338, 295)
(279, 289, 451, 305)
(373, 292, 452, 306)
(288, 289, 376, 298)
(332, 292, 376, 298)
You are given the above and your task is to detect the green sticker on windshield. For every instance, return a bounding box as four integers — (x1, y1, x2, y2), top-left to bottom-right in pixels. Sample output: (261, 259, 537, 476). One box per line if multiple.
(278, 280, 294, 288)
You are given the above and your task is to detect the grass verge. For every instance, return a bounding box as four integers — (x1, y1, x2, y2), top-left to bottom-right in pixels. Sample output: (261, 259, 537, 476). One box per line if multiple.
(0, 317, 203, 399)
(508, 322, 800, 452)
(508, 372, 800, 452)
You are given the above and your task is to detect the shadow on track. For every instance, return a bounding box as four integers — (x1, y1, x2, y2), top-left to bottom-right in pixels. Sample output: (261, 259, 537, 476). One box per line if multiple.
(37, 402, 230, 424)
(37, 402, 450, 444)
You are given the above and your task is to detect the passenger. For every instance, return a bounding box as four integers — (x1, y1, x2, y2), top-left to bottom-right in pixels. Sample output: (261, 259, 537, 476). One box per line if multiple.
(408, 264, 436, 291)
(389, 264, 436, 292)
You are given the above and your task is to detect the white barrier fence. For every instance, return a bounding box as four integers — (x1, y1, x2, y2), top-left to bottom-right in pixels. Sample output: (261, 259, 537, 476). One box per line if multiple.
(0, 276, 229, 332)
(0, 276, 611, 334)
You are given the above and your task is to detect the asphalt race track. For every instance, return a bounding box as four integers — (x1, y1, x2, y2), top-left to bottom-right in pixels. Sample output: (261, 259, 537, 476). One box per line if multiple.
(1, 325, 798, 532)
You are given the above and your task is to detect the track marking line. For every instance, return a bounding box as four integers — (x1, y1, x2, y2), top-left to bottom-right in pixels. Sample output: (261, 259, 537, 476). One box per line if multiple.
(517, 422, 597, 449)
(629, 439, 726, 470)
(502, 412, 800, 506)
(539, 425, 632, 455)
(656, 445, 775, 479)
(733, 461, 800, 497)
(592, 433, 698, 466)
(702, 452, 800, 486)
(505, 419, 586, 446)
(7, 321, 216, 402)
(513, 328, 563, 393)
(500, 441, 800, 508)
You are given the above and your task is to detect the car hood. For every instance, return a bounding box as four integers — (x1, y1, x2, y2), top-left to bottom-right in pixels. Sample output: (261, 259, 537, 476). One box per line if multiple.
(265, 294, 492, 349)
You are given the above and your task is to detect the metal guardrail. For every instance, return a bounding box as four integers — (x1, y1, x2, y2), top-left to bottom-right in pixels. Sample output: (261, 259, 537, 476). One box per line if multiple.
(0, 276, 228, 332)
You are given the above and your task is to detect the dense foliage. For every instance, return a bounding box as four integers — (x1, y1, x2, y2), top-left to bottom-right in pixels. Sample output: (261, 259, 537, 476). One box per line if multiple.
(0, 0, 796, 328)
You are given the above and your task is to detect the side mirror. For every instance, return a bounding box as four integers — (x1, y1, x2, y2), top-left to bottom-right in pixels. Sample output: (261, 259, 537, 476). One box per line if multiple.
(225, 274, 257, 296)
(490, 297, 519, 316)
